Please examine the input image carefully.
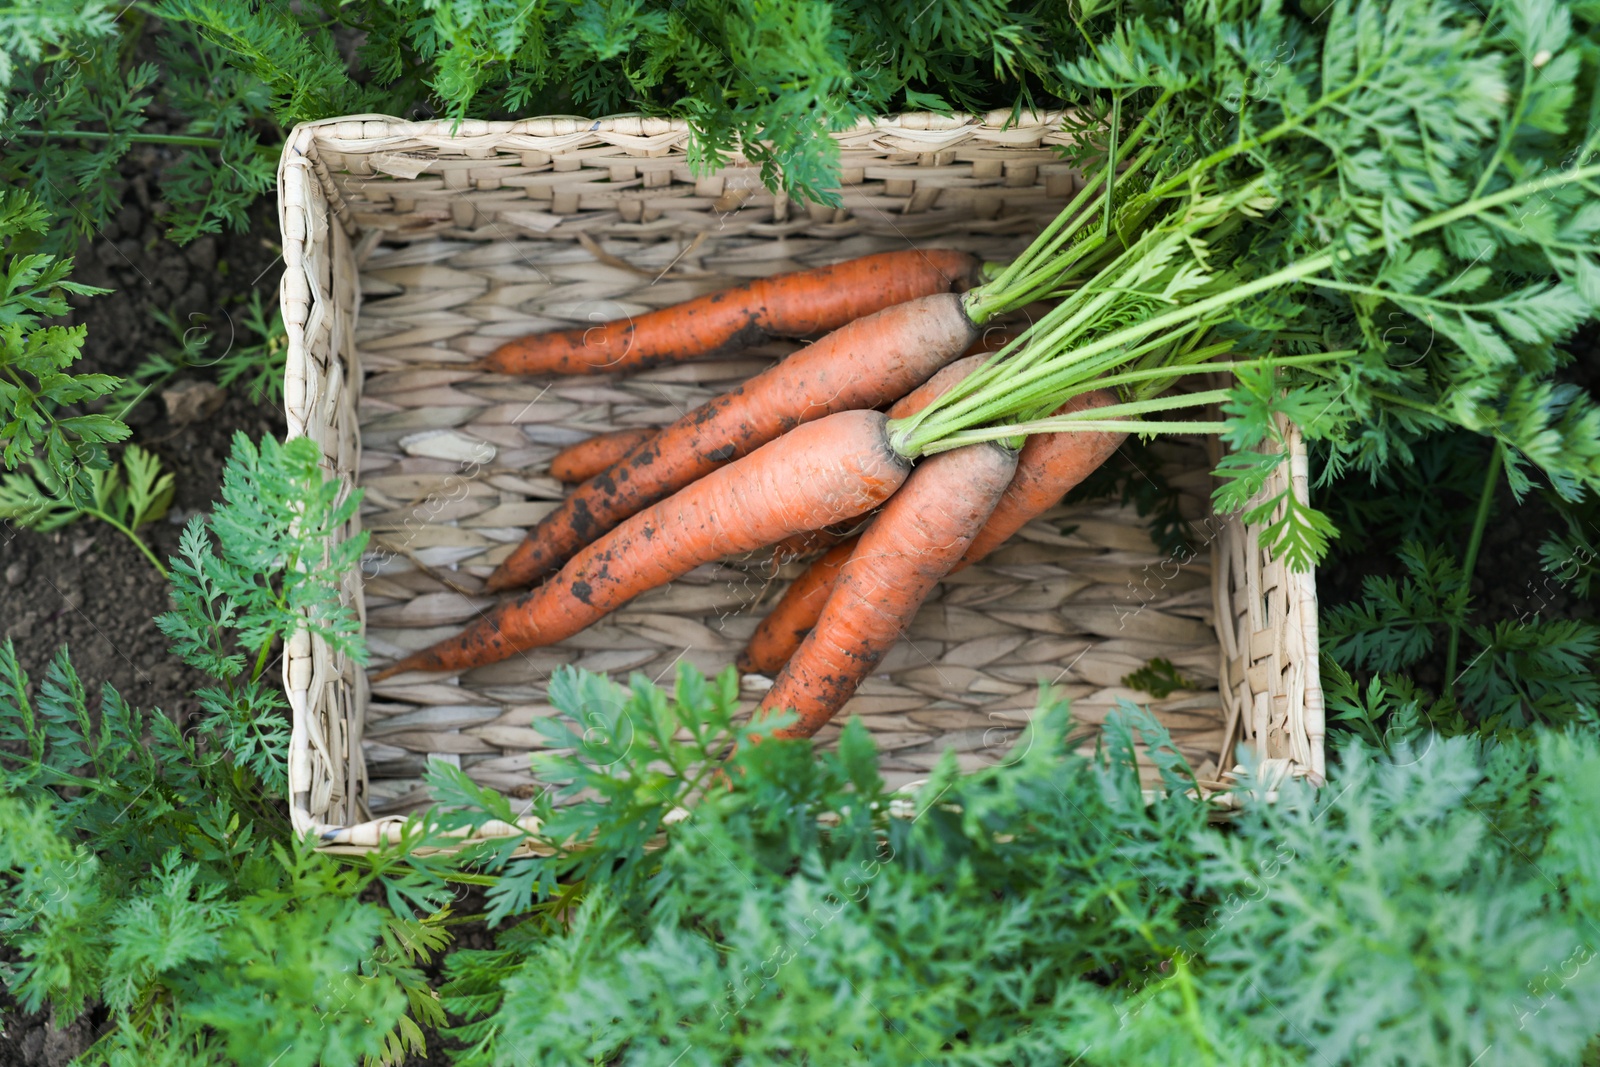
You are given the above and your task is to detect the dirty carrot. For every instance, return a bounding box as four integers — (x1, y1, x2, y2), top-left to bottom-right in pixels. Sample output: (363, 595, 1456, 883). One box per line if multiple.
(765, 523, 857, 567)
(736, 351, 985, 678)
(372, 411, 910, 679)
(481, 249, 981, 376)
(738, 535, 860, 675)
(886, 353, 989, 421)
(484, 292, 982, 592)
(954, 389, 1126, 568)
(745, 395, 1122, 679)
(548, 427, 658, 483)
(755, 442, 1018, 738)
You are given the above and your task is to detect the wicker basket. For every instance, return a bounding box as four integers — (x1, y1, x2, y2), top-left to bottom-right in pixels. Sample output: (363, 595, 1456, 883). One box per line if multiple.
(276, 112, 1325, 849)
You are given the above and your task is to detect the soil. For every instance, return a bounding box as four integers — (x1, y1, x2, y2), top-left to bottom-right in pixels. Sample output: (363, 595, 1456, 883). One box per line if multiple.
(1, 156, 286, 722)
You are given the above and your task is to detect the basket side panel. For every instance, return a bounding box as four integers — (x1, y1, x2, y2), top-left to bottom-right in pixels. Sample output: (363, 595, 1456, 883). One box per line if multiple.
(282, 125, 370, 832)
(1213, 417, 1324, 785)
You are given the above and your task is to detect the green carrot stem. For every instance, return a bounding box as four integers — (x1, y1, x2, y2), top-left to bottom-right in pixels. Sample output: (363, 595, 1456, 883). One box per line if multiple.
(933, 229, 1206, 436)
(1101, 94, 1122, 240)
(1444, 443, 1503, 692)
(966, 97, 1176, 321)
(86, 509, 170, 578)
(916, 189, 1265, 447)
(920, 420, 1230, 453)
(251, 636, 274, 684)
(956, 158, 1600, 450)
(1085, 350, 1355, 394)
(905, 255, 1335, 452)
(1412, 161, 1600, 236)
(8, 128, 243, 150)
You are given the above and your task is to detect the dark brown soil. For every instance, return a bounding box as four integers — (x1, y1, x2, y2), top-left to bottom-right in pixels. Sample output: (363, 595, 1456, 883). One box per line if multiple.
(1, 157, 285, 719)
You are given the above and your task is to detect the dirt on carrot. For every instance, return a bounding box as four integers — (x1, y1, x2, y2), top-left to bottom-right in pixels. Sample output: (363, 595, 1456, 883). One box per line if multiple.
(548, 427, 659, 483)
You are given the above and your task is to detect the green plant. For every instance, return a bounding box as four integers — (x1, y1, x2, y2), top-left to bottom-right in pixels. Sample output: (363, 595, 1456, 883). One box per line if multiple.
(1324, 538, 1600, 732)
(885, 0, 1600, 574)
(0, 188, 124, 497)
(212, 289, 288, 404)
(0, 0, 118, 123)
(1122, 656, 1203, 698)
(157, 0, 1065, 204)
(411, 662, 1600, 1066)
(0, 0, 1066, 260)
(431, 674, 1224, 1065)
(116, 289, 289, 410)
(0, 442, 173, 572)
(0, 12, 275, 253)
(0, 646, 449, 1067)
(0, 430, 450, 1066)
(8, 640, 1600, 1066)
(1203, 729, 1600, 1067)
(157, 431, 368, 789)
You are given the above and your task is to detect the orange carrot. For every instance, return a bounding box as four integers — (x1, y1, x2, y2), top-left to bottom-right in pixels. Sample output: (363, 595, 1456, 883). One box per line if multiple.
(881, 334, 1011, 419)
(741, 352, 985, 676)
(484, 293, 980, 592)
(763, 515, 877, 570)
(548, 428, 658, 483)
(372, 411, 910, 680)
(962, 326, 1015, 358)
(738, 535, 861, 675)
(894, 365, 1128, 569)
(886, 353, 988, 420)
(741, 387, 1124, 679)
(755, 442, 1018, 738)
(765, 525, 850, 566)
(953, 390, 1126, 569)
(482, 249, 981, 376)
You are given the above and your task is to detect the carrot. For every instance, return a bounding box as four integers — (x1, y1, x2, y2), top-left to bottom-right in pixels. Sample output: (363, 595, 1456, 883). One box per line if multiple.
(484, 292, 981, 592)
(738, 352, 987, 675)
(734, 354, 988, 675)
(754, 442, 1018, 738)
(880, 335, 1010, 419)
(741, 387, 1123, 679)
(766, 514, 876, 567)
(550, 332, 1004, 490)
(548, 428, 658, 483)
(482, 249, 981, 376)
(962, 326, 1016, 358)
(372, 411, 910, 680)
(887, 353, 988, 420)
(765, 525, 851, 566)
(953, 390, 1126, 569)
(896, 366, 1127, 569)
(738, 534, 860, 674)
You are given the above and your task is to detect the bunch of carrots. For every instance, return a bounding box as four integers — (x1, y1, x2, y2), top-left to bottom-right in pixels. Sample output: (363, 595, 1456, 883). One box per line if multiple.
(375, 106, 1349, 740)
(374, 245, 1117, 739)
